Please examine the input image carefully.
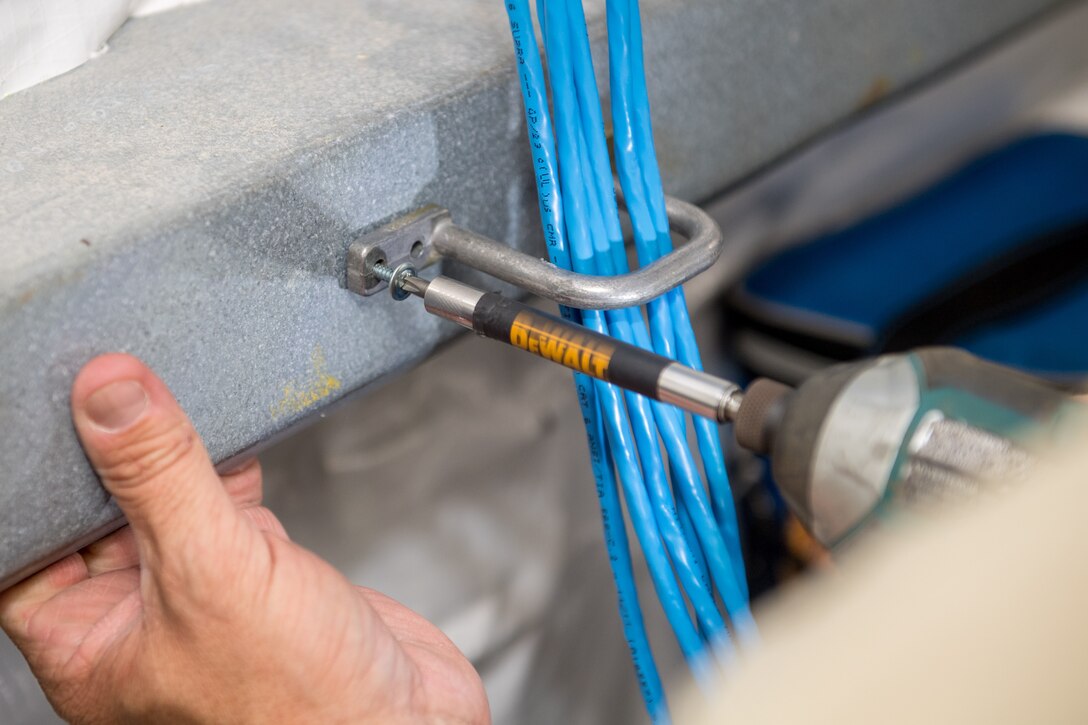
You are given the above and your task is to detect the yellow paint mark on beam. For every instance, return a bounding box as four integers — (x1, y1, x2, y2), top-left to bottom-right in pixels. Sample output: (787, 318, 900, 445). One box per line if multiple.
(270, 346, 342, 420)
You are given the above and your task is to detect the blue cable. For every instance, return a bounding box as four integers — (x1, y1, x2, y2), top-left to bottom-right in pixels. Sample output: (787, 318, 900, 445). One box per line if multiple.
(672, 474, 712, 595)
(561, 0, 733, 657)
(573, 88, 731, 655)
(502, 2, 667, 718)
(509, 2, 759, 717)
(621, 0, 750, 602)
(542, 0, 718, 686)
(557, 2, 717, 621)
(606, 0, 756, 640)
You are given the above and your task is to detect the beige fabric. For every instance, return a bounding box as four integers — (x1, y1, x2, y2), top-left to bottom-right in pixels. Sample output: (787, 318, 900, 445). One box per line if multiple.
(684, 430, 1088, 724)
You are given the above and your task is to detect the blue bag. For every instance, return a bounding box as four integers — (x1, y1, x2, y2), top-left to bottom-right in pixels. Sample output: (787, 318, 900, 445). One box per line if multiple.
(729, 132, 1088, 386)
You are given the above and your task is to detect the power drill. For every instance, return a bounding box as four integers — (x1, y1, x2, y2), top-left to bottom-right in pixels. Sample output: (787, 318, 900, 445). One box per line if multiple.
(377, 270, 1083, 546)
(729, 347, 1079, 546)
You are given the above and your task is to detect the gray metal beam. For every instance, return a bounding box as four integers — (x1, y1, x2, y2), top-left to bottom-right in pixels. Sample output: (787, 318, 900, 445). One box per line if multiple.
(0, 0, 1075, 588)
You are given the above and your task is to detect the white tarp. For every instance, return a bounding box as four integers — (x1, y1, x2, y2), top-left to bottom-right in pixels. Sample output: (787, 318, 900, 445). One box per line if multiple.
(0, 0, 206, 98)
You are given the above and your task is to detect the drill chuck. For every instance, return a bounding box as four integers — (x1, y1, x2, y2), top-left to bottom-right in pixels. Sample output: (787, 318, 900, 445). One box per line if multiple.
(732, 378, 792, 455)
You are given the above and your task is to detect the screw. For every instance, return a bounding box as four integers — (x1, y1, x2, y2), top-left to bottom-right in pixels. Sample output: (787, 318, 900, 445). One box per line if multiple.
(371, 261, 416, 301)
(370, 261, 396, 282)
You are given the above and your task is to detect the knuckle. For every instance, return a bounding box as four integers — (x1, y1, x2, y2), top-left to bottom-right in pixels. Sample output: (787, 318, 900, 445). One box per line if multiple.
(244, 506, 287, 538)
(0, 597, 29, 638)
(222, 460, 264, 506)
(96, 416, 199, 488)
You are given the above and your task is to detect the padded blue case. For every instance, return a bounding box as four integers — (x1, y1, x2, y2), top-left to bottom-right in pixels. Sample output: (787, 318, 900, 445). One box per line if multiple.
(730, 132, 1088, 383)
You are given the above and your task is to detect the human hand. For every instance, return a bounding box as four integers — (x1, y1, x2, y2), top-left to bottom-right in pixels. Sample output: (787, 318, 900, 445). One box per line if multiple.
(0, 354, 488, 724)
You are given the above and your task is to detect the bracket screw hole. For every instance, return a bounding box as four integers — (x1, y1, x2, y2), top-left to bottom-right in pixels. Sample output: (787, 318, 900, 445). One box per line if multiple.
(410, 241, 424, 259)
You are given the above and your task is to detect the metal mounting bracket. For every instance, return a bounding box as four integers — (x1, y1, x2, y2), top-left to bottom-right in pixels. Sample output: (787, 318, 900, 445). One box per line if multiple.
(346, 195, 722, 309)
(346, 205, 449, 296)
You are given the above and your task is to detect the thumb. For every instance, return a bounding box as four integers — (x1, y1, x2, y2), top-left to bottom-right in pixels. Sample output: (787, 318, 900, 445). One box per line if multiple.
(71, 354, 238, 570)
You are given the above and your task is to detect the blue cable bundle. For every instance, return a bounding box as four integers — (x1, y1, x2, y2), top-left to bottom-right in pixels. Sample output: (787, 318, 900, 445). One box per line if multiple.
(502, 2, 756, 720)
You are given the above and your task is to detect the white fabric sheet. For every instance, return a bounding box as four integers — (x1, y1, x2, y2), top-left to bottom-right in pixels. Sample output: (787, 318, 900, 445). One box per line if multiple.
(1, 0, 206, 98)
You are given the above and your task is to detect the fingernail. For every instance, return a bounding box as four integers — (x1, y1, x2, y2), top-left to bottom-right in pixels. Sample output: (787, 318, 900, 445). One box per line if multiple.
(84, 380, 149, 432)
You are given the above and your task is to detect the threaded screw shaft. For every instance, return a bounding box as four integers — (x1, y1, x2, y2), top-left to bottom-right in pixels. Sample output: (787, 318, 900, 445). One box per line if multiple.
(371, 262, 397, 282)
(369, 261, 416, 301)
